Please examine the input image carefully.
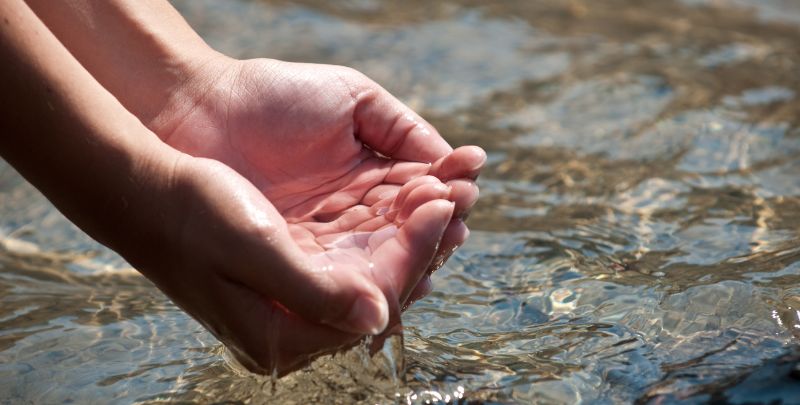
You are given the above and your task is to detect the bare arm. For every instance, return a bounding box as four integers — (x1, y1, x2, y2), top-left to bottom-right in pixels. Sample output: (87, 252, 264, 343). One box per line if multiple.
(0, 0, 178, 260)
(13, 0, 485, 373)
(0, 0, 386, 373)
(24, 0, 224, 133)
(25, 0, 486, 311)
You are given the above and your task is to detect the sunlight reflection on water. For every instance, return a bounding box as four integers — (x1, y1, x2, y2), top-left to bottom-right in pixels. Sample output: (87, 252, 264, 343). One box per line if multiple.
(3, 0, 800, 403)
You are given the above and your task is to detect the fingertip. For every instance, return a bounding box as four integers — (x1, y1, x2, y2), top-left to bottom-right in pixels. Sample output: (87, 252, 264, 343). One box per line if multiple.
(431, 145, 488, 181)
(397, 199, 454, 249)
(344, 293, 389, 335)
(432, 199, 457, 232)
(369, 198, 455, 308)
(429, 198, 457, 222)
(304, 257, 391, 335)
(453, 218, 470, 243)
(467, 146, 487, 180)
(447, 179, 479, 218)
(465, 145, 488, 170)
(403, 117, 453, 163)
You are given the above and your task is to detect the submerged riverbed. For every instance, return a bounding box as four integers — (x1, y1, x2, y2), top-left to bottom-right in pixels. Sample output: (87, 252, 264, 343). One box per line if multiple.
(3, 0, 800, 403)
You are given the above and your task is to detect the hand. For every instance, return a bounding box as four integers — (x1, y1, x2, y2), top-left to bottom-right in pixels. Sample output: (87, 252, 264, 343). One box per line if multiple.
(7, 0, 486, 376)
(145, 58, 485, 371)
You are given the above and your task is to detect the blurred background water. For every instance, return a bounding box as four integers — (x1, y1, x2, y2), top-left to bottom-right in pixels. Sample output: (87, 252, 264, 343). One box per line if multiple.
(3, 0, 800, 403)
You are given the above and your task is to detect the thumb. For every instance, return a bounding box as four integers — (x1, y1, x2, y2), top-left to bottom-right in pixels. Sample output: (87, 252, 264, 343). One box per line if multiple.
(231, 222, 390, 336)
(177, 157, 390, 336)
(346, 71, 453, 163)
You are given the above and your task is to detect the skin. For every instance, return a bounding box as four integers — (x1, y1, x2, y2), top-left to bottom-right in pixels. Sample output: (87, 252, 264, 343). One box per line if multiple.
(4, 0, 485, 374)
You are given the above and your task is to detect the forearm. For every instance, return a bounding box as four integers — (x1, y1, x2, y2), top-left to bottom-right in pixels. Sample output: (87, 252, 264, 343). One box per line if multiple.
(24, 0, 226, 134)
(0, 0, 179, 262)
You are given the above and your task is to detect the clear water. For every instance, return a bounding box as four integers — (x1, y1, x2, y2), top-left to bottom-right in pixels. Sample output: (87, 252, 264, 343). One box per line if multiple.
(3, 0, 800, 403)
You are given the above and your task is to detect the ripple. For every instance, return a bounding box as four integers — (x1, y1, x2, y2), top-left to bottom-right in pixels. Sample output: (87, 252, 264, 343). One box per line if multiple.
(5, 0, 800, 403)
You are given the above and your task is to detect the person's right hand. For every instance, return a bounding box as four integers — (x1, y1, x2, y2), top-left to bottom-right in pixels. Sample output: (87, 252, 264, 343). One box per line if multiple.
(150, 149, 459, 374)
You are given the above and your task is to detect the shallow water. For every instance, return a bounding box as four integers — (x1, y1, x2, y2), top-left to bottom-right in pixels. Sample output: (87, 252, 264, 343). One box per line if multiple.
(3, 0, 800, 403)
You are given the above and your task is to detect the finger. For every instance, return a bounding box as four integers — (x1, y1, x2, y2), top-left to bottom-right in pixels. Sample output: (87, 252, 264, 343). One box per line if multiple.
(362, 184, 400, 206)
(186, 161, 390, 338)
(447, 179, 479, 219)
(402, 219, 470, 311)
(384, 175, 444, 222)
(215, 280, 361, 376)
(399, 219, 469, 311)
(385, 161, 432, 184)
(429, 145, 487, 181)
(370, 199, 454, 307)
(352, 80, 452, 163)
(232, 219, 391, 336)
(392, 182, 451, 224)
(369, 195, 394, 214)
(299, 205, 374, 236)
(428, 218, 469, 275)
(403, 275, 432, 311)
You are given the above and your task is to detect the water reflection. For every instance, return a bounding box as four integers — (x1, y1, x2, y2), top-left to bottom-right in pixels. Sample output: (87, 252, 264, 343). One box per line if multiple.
(2, 0, 800, 403)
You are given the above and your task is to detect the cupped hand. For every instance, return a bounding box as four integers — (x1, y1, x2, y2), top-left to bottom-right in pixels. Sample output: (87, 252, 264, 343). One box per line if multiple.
(147, 58, 485, 373)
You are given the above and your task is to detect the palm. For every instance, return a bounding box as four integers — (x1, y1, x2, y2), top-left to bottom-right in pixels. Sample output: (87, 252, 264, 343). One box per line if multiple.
(168, 60, 412, 217)
(226, 79, 430, 227)
(153, 59, 484, 372)
(221, 63, 380, 218)
(169, 157, 454, 373)
(164, 59, 464, 293)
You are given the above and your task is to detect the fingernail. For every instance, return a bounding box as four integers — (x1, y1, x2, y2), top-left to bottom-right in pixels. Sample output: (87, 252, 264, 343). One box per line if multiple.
(471, 147, 488, 169)
(346, 295, 389, 335)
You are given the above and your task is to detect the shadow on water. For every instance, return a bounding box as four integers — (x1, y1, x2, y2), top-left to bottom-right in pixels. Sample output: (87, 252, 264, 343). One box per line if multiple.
(2, 0, 800, 403)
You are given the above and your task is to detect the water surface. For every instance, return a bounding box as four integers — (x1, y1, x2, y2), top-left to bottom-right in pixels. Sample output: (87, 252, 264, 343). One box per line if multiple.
(3, 0, 800, 403)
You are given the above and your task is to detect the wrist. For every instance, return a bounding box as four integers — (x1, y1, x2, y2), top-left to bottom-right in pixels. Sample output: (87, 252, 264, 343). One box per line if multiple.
(120, 27, 230, 128)
(25, 0, 235, 136)
(88, 135, 184, 265)
(144, 52, 242, 140)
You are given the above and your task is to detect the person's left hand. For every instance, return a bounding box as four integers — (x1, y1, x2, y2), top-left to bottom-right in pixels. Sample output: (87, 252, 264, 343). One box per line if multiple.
(150, 58, 485, 307)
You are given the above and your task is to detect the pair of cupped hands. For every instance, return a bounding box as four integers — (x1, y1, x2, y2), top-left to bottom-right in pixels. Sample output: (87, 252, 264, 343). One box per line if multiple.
(140, 57, 485, 374)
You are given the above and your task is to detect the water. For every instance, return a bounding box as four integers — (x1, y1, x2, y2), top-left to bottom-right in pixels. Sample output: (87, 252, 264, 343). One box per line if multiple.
(3, 0, 800, 403)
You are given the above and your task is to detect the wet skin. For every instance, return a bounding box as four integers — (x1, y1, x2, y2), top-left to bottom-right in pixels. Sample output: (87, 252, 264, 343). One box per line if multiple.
(3, 0, 487, 375)
(146, 57, 486, 372)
